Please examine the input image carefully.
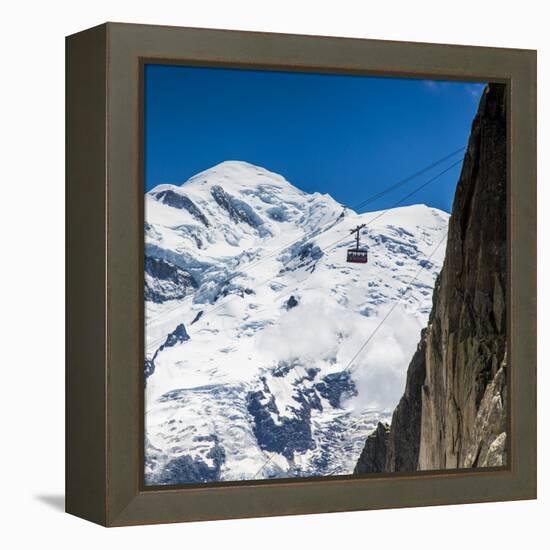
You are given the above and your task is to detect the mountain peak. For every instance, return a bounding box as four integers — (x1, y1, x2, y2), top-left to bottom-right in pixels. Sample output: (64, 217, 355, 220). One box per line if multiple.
(183, 160, 293, 190)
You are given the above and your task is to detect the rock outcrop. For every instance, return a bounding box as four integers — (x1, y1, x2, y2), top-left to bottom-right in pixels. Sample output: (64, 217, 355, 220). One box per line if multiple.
(354, 422, 390, 474)
(462, 357, 507, 468)
(385, 329, 428, 472)
(355, 83, 507, 473)
(144, 255, 197, 304)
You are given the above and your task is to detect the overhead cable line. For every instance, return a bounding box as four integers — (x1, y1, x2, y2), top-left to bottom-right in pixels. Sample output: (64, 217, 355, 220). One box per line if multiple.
(145, 148, 464, 327)
(252, 230, 448, 480)
(222, 146, 465, 276)
(145, 159, 461, 354)
(341, 230, 448, 374)
(349, 146, 465, 212)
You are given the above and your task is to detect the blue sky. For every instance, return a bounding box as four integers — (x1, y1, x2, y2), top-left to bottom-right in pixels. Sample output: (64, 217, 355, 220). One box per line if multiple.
(144, 64, 485, 213)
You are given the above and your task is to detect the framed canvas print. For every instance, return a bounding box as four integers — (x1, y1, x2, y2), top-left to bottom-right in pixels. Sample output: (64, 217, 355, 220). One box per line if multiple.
(66, 23, 537, 526)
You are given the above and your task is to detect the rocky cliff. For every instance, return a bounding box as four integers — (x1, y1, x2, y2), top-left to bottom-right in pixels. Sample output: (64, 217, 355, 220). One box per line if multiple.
(355, 83, 507, 474)
(354, 422, 390, 474)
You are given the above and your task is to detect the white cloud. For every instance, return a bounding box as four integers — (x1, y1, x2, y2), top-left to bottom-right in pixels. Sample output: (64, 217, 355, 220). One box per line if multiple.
(345, 305, 424, 412)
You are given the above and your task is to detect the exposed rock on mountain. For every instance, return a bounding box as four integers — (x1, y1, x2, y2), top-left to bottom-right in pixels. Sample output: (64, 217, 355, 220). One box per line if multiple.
(211, 184, 266, 230)
(144, 255, 197, 304)
(155, 323, 190, 357)
(385, 329, 428, 472)
(145, 323, 191, 383)
(462, 358, 507, 468)
(152, 189, 210, 226)
(354, 422, 390, 474)
(285, 295, 299, 310)
(355, 83, 507, 473)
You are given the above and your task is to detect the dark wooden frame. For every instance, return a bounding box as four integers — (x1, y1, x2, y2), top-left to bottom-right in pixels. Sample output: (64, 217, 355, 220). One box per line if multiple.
(66, 22, 537, 527)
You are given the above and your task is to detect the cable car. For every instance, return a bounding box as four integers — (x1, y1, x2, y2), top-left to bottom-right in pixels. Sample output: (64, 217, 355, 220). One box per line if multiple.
(347, 224, 369, 264)
(347, 248, 368, 263)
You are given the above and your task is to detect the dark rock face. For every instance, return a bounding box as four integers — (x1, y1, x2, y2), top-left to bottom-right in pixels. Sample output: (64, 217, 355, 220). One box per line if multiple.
(144, 255, 197, 304)
(155, 323, 190, 358)
(315, 371, 357, 408)
(354, 83, 507, 473)
(354, 422, 390, 474)
(285, 295, 299, 310)
(246, 364, 356, 462)
(153, 189, 209, 226)
(211, 185, 264, 228)
(385, 329, 428, 472)
(153, 440, 226, 485)
(247, 378, 318, 461)
(146, 323, 191, 382)
(418, 83, 507, 470)
(281, 242, 324, 273)
(190, 310, 204, 325)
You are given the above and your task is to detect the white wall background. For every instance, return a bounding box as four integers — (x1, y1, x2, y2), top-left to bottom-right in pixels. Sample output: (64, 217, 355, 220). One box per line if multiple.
(0, 0, 546, 546)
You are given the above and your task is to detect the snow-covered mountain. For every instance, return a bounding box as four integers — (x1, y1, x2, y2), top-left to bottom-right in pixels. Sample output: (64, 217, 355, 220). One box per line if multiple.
(144, 160, 449, 485)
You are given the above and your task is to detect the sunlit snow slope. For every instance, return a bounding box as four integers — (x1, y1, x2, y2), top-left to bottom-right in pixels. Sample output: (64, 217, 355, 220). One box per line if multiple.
(144, 161, 448, 485)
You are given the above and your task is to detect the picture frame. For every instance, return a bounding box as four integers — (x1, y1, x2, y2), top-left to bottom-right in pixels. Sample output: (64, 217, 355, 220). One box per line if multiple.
(66, 22, 537, 526)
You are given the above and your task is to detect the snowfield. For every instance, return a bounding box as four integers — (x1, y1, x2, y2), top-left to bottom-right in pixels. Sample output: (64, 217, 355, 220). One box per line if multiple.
(144, 160, 449, 485)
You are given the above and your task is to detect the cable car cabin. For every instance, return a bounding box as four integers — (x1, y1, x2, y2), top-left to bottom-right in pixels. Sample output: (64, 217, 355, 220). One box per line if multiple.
(347, 248, 368, 264)
(347, 224, 369, 264)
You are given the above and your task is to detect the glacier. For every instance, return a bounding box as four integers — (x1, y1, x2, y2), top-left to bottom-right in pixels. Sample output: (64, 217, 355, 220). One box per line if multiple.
(144, 160, 449, 485)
